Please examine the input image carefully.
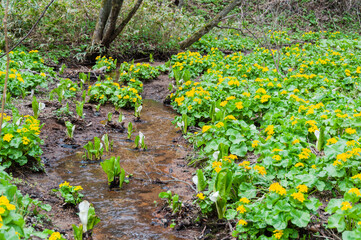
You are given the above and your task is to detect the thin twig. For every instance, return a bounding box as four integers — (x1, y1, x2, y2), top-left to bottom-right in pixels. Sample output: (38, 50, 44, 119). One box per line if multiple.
(0, 0, 56, 59)
(0, 0, 10, 136)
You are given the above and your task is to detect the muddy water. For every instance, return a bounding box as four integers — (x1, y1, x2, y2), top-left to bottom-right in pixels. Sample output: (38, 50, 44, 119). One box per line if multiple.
(48, 100, 194, 240)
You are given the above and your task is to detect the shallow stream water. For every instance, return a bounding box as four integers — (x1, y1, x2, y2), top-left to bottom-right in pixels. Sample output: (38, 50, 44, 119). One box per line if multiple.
(47, 99, 194, 240)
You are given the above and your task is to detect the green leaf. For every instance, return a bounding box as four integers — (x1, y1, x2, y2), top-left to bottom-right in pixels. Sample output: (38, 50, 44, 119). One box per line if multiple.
(290, 209, 310, 227)
(230, 142, 247, 157)
(225, 209, 237, 220)
(328, 213, 346, 232)
(196, 169, 207, 191)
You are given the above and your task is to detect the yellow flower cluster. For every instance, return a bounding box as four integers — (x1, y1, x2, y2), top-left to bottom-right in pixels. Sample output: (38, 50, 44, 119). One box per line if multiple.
(273, 229, 284, 239)
(269, 182, 286, 195)
(291, 192, 305, 202)
(196, 193, 205, 200)
(49, 232, 62, 240)
(341, 201, 352, 211)
(254, 165, 266, 176)
(212, 161, 222, 173)
(348, 188, 361, 197)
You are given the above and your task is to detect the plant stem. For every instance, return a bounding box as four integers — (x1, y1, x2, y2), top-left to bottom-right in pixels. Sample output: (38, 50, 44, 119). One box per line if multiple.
(0, 0, 10, 136)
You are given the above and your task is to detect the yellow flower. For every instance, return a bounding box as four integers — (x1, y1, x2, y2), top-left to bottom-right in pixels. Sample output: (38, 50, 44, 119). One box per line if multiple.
(345, 128, 356, 134)
(291, 192, 305, 202)
(3, 133, 13, 142)
(273, 230, 284, 239)
(224, 115, 236, 120)
(272, 155, 282, 161)
(295, 162, 304, 167)
(215, 166, 222, 173)
(239, 161, 251, 169)
(74, 186, 83, 191)
(49, 232, 62, 240)
(196, 193, 205, 200)
(242, 92, 251, 97)
(321, 114, 328, 119)
(69, 87, 76, 91)
(254, 165, 266, 176)
(22, 137, 30, 145)
(252, 140, 260, 148)
(269, 182, 286, 195)
(297, 184, 308, 193)
(215, 122, 224, 128)
(352, 173, 361, 180)
(212, 161, 222, 168)
(59, 181, 70, 188)
(238, 219, 247, 226)
(6, 203, 15, 210)
(0, 196, 10, 206)
(292, 139, 300, 144)
(40, 72, 46, 77)
(226, 96, 236, 101)
(220, 101, 228, 107)
(236, 205, 247, 213)
(235, 101, 243, 110)
(327, 138, 338, 145)
(341, 201, 352, 211)
(260, 94, 271, 103)
(348, 188, 361, 197)
(239, 197, 250, 204)
(202, 125, 212, 133)
(264, 125, 274, 135)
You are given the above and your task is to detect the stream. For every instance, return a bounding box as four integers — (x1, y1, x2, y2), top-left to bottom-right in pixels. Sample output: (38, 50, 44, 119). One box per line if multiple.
(46, 99, 195, 239)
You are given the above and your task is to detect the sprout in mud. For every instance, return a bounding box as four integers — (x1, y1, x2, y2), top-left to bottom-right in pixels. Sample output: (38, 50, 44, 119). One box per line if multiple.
(32, 96, 45, 119)
(107, 112, 113, 122)
(83, 136, 104, 160)
(135, 131, 147, 150)
(127, 122, 134, 140)
(193, 169, 207, 192)
(73, 200, 101, 239)
(134, 103, 142, 119)
(102, 134, 111, 152)
(76, 101, 85, 119)
(65, 121, 75, 139)
(158, 190, 182, 214)
(100, 156, 126, 188)
(118, 112, 125, 123)
(95, 103, 101, 112)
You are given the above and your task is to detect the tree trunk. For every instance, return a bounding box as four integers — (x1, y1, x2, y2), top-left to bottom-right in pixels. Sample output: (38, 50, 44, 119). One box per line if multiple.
(92, 0, 112, 45)
(92, 0, 144, 49)
(178, 0, 242, 49)
(102, 0, 124, 44)
(102, 0, 143, 47)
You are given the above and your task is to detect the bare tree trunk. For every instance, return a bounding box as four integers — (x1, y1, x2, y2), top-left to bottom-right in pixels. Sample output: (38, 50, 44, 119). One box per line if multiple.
(92, 0, 112, 44)
(178, 0, 242, 49)
(102, 0, 124, 43)
(92, 0, 143, 49)
(102, 0, 143, 47)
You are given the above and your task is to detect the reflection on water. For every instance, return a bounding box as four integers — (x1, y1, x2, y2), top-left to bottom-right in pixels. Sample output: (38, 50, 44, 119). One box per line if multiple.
(48, 100, 193, 240)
